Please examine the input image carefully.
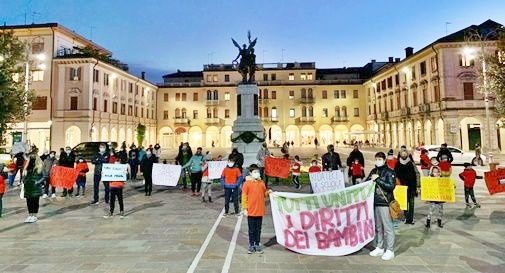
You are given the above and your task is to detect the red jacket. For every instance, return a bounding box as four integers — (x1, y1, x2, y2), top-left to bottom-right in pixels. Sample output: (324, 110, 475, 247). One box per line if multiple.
(292, 161, 301, 175)
(308, 166, 321, 173)
(75, 162, 89, 177)
(459, 168, 477, 188)
(0, 176, 5, 194)
(420, 154, 431, 170)
(386, 158, 397, 170)
(351, 163, 364, 177)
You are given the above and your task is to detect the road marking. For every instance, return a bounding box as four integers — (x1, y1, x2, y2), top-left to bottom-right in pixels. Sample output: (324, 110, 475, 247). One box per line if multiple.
(187, 208, 225, 273)
(221, 213, 243, 273)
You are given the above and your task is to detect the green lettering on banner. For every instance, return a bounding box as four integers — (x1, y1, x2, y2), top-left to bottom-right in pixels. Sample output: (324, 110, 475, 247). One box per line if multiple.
(277, 197, 301, 214)
(304, 196, 321, 211)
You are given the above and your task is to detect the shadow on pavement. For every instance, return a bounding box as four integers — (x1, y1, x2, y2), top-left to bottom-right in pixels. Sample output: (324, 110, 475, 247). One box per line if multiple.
(460, 251, 505, 273)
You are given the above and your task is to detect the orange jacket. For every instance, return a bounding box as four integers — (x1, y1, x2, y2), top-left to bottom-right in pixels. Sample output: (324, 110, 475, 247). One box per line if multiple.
(459, 168, 477, 188)
(241, 179, 268, 217)
(0, 176, 5, 194)
(221, 167, 243, 188)
(75, 162, 89, 176)
(309, 165, 321, 173)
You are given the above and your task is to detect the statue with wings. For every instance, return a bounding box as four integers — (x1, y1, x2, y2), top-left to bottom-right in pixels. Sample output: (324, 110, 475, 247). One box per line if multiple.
(232, 31, 257, 83)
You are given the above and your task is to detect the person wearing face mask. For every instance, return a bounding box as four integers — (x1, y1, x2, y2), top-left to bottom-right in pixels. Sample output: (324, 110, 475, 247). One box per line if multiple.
(41, 151, 57, 199)
(229, 148, 244, 173)
(200, 161, 212, 203)
(394, 150, 419, 225)
(182, 147, 205, 196)
(75, 157, 89, 197)
(140, 149, 156, 196)
(256, 143, 271, 187)
(366, 152, 396, 261)
(322, 145, 342, 171)
(241, 164, 271, 254)
(59, 146, 76, 197)
(153, 144, 162, 161)
(386, 149, 398, 170)
(22, 148, 45, 223)
(90, 144, 109, 205)
(220, 159, 243, 216)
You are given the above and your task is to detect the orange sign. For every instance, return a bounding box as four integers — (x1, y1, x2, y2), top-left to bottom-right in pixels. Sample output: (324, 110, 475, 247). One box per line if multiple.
(484, 169, 505, 195)
(50, 166, 79, 189)
(265, 157, 291, 179)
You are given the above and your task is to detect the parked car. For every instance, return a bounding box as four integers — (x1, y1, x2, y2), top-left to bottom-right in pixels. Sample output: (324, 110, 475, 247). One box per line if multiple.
(72, 142, 118, 161)
(413, 145, 486, 165)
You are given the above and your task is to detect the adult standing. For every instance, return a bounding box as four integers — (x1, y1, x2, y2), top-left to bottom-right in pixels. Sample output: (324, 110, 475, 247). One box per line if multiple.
(176, 143, 193, 190)
(128, 145, 139, 180)
(367, 152, 396, 261)
(153, 143, 162, 162)
(436, 143, 453, 163)
(117, 143, 128, 164)
(13, 151, 26, 185)
(256, 143, 271, 187)
(183, 147, 205, 196)
(314, 137, 319, 149)
(322, 144, 342, 171)
(41, 151, 57, 198)
(395, 150, 419, 225)
(59, 146, 76, 197)
(229, 148, 244, 173)
(22, 148, 45, 223)
(347, 143, 365, 177)
(90, 143, 109, 205)
(140, 149, 156, 196)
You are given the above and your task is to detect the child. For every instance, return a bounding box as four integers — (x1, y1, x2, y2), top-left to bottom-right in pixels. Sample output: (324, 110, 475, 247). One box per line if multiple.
(386, 149, 397, 170)
(7, 160, 16, 187)
(75, 157, 89, 197)
(292, 155, 301, 190)
(221, 159, 243, 216)
(0, 171, 5, 217)
(350, 159, 365, 185)
(242, 164, 270, 254)
(104, 157, 129, 218)
(420, 149, 432, 176)
(438, 155, 452, 177)
(308, 160, 321, 193)
(425, 166, 444, 228)
(459, 163, 480, 208)
(201, 161, 212, 203)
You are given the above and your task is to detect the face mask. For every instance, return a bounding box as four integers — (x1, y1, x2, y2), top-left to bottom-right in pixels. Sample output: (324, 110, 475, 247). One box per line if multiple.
(79, 159, 83, 163)
(49, 154, 55, 158)
(146, 151, 152, 156)
(251, 171, 261, 179)
(196, 151, 202, 155)
(183, 145, 187, 149)
(66, 149, 71, 153)
(99, 147, 106, 153)
(228, 162, 234, 167)
(375, 159, 385, 167)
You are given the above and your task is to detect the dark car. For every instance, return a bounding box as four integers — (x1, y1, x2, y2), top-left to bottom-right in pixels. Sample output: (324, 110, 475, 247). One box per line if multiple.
(72, 142, 118, 161)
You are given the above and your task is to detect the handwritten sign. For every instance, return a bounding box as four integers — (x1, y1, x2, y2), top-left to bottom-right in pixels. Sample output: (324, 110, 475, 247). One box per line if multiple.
(421, 177, 456, 202)
(270, 181, 376, 256)
(265, 157, 291, 179)
(484, 169, 505, 195)
(393, 185, 408, 210)
(309, 170, 345, 193)
(101, 164, 128, 181)
(152, 163, 181, 186)
(50, 166, 79, 189)
(208, 161, 228, 180)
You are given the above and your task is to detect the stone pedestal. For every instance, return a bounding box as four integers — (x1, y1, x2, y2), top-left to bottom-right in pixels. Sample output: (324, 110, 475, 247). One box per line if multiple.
(231, 84, 265, 171)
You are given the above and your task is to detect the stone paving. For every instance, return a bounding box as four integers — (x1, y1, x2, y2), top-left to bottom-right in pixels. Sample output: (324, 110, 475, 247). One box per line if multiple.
(0, 147, 504, 273)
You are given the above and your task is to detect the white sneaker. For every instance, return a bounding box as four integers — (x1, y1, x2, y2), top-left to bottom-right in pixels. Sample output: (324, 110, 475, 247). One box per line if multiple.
(369, 247, 384, 257)
(381, 250, 395, 261)
(29, 216, 38, 223)
(51, 193, 56, 198)
(42, 194, 48, 199)
(24, 216, 33, 223)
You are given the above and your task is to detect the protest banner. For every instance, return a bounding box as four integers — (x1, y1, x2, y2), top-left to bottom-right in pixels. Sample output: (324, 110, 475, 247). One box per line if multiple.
(207, 161, 228, 179)
(270, 181, 376, 256)
(152, 163, 181, 186)
(50, 166, 79, 189)
(393, 185, 408, 210)
(484, 169, 505, 195)
(101, 164, 128, 181)
(420, 177, 456, 202)
(309, 170, 345, 193)
(265, 157, 291, 179)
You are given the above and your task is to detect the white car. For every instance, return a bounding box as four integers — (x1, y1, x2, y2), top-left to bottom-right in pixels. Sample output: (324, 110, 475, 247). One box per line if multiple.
(413, 145, 486, 165)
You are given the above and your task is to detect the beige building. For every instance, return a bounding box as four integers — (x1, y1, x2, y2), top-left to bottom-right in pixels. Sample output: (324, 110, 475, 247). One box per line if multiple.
(157, 62, 385, 149)
(1, 23, 157, 151)
(365, 19, 505, 153)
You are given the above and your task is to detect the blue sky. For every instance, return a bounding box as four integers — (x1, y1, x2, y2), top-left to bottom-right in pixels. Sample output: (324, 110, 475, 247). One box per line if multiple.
(0, 0, 504, 82)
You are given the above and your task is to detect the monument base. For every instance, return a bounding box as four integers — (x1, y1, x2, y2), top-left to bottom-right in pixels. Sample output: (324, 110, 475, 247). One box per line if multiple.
(231, 84, 264, 172)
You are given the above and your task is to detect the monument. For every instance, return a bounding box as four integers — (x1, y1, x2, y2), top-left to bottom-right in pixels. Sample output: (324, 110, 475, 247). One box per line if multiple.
(230, 31, 265, 171)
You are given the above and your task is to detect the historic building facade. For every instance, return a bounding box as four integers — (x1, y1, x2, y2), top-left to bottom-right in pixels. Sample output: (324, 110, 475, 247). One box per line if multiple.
(365, 20, 505, 153)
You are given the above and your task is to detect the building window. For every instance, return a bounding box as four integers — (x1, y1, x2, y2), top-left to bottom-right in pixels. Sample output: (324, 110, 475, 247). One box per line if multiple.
(112, 102, 117, 114)
(354, 108, 359, 117)
(182, 93, 187, 101)
(70, 96, 77, 110)
(271, 107, 277, 118)
(395, 74, 400, 85)
(163, 110, 169, 120)
(307, 73, 313, 80)
(411, 66, 416, 79)
(289, 108, 295, 118)
(121, 104, 125, 115)
(263, 107, 269, 118)
(322, 108, 328, 117)
(459, 54, 475, 67)
(69, 67, 81, 81)
(176, 93, 181, 101)
(128, 105, 132, 116)
(141, 108, 144, 118)
(335, 106, 340, 117)
(288, 73, 294, 81)
(258, 107, 262, 118)
(212, 90, 218, 100)
(308, 106, 313, 117)
(301, 106, 306, 117)
(31, 96, 47, 110)
(433, 85, 440, 101)
(32, 70, 44, 81)
(322, 90, 327, 99)
(334, 90, 339, 99)
(193, 92, 198, 101)
(289, 90, 294, 99)
(103, 100, 108, 112)
(271, 91, 276, 99)
(387, 77, 393, 88)
(263, 74, 268, 81)
(193, 110, 198, 119)
(381, 80, 386, 90)
(301, 88, 307, 99)
(342, 106, 347, 117)
(128, 83, 133, 94)
(413, 90, 418, 106)
(224, 92, 230, 101)
(225, 109, 230, 118)
(206, 75, 212, 82)
(213, 75, 218, 82)
(104, 73, 109, 86)
(213, 108, 218, 118)
(300, 73, 307, 80)
(207, 108, 212, 118)
(164, 93, 169, 102)
(31, 40, 44, 54)
(420, 61, 427, 76)
(224, 74, 230, 82)
(175, 108, 181, 118)
(93, 97, 97, 111)
(271, 74, 276, 81)
(93, 69, 99, 82)
(263, 89, 268, 99)
(135, 107, 138, 117)
(463, 82, 474, 100)
(353, 90, 358, 99)
(431, 56, 438, 72)
(340, 90, 346, 99)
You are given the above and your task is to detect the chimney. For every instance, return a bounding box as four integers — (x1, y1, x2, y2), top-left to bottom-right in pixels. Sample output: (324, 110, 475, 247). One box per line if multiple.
(141, 71, 145, 80)
(405, 47, 414, 58)
(371, 59, 376, 63)
(395, 58, 401, 62)
(388, 57, 394, 62)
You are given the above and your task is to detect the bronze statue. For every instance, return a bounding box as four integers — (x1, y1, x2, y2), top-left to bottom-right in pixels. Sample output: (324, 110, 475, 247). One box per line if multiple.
(232, 31, 257, 83)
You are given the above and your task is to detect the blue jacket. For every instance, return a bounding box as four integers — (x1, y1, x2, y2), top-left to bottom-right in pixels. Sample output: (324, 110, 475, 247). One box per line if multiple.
(183, 154, 205, 173)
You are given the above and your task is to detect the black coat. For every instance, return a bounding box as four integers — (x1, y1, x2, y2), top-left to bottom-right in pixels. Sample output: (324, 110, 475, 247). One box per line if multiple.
(117, 149, 128, 164)
(366, 165, 396, 207)
(59, 152, 76, 168)
(347, 150, 365, 167)
(140, 155, 156, 177)
(91, 152, 109, 175)
(229, 152, 244, 170)
(436, 148, 453, 163)
(322, 152, 342, 171)
(394, 159, 417, 192)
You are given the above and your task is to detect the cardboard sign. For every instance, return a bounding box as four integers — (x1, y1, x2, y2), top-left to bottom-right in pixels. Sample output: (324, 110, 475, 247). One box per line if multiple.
(208, 161, 228, 180)
(265, 157, 291, 179)
(421, 177, 456, 202)
(309, 170, 345, 193)
(152, 163, 181, 186)
(50, 166, 79, 189)
(101, 164, 128, 181)
(484, 169, 505, 195)
(270, 181, 376, 256)
(393, 185, 408, 210)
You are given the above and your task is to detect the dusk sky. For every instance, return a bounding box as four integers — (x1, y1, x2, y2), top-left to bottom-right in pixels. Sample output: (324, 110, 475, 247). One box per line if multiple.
(1, 0, 504, 82)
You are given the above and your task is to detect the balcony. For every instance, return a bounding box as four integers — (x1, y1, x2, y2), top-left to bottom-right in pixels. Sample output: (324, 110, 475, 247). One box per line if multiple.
(441, 99, 495, 111)
(419, 104, 430, 113)
(331, 116, 348, 123)
(174, 118, 189, 125)
(400, 108, 411, 116)
(296, 116, 315, 124)
(205, 100, 219, 106)
(205, 117, 223, 125)
(368, 113, 377, 120)
(380, 112, 389, 120)
(259, 98, 270, 104)
(298, 97, 315, 104)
